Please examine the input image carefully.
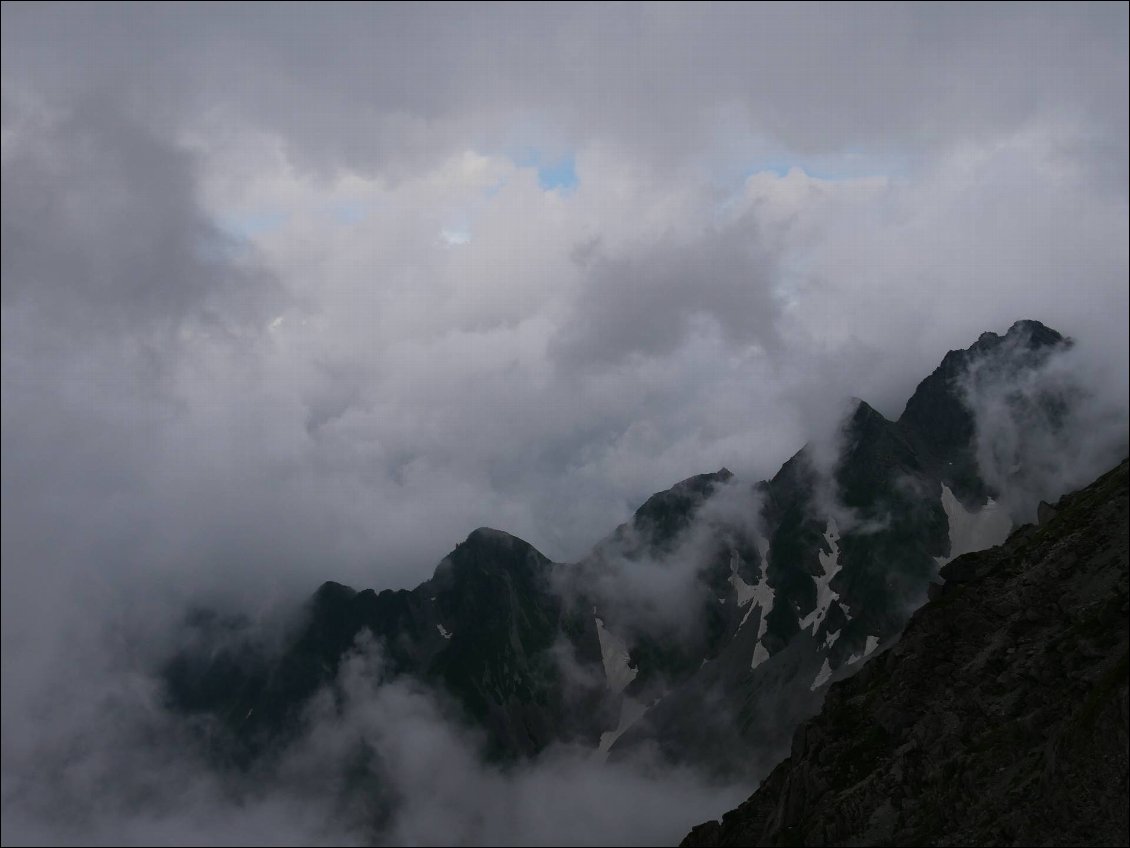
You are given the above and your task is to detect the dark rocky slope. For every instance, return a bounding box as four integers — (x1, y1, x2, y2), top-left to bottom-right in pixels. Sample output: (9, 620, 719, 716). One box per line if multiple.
(682, 458, 1129, 847)
(165, 528, 607, 765)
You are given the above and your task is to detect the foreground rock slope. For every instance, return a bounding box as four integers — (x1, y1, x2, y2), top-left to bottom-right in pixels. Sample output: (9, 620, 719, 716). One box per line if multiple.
(682, 458, 1130, 847)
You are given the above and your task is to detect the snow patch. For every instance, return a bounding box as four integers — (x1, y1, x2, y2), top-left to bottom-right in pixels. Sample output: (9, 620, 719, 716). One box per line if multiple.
(846, 634, 880, 666)
(436, 624, 452, 640)
(728, 543, 779, 671)
(730, 550, 776, 670)
(937, 484, 1012, 566)
(751, 642, 770, 670)
(596, 696, 649, 759)
(728, 550, 758, 607)
(810, 658, 833, 691)
(799, 519, 843, 635)
(595, 616, 637, 695)
(744, 579, 776, 668)
(824, 629, 841, 649)
(754, 533, 771, 563)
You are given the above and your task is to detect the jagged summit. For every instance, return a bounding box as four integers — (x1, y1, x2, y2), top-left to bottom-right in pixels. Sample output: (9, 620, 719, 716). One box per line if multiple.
(1005, 317, 1066, 346)
(311, 579, 356, 602)
(900, 318, 1066, 432)
(894, 318, 1070, 504)
(617, 468, 736, 556)
(461, 526, 534, 550)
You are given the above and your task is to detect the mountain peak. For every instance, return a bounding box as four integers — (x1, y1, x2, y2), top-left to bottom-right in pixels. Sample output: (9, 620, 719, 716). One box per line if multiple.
(1006, 318, 1064, 346)
(897, 320, 1067, 459)
(848, 397, 883, 423)
(309, 580, 357, 612)
(968, 319, 1064, 358)
(464, 526, 524, 547)
(434, 526, 551, 582)
(623, 468, 735, 553)
(668, 467, 733, 494)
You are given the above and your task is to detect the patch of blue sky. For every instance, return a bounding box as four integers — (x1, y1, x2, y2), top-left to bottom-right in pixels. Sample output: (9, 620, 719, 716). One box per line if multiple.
(483, 178, 507, 198)
(441, 228, 471, 246)
(743, 161, 793, 178)
(510, 147, 579, 192)
(536, 154, 577, 191)
(326, 199, 369, 225)
(739, 149, 906, 184)
(218, 209, 289, 240)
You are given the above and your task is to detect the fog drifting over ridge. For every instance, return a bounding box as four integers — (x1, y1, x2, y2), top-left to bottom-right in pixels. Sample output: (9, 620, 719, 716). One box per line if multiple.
(2, 3, 1127, 845)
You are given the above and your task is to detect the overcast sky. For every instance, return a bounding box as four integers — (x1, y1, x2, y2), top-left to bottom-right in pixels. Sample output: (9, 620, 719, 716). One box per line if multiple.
(1, 4, 1128, 840)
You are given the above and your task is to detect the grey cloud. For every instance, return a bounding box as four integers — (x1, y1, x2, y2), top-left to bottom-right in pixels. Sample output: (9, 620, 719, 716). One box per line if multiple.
(551, 212, 781, 369)
(3, 5, 1125, 178)
(2, 3, 1127, 845)
(571, 477, 767, 639)
(2, 625, 748, 846)
(1, 93, 278, 344)
(962, 337, 1130, 524)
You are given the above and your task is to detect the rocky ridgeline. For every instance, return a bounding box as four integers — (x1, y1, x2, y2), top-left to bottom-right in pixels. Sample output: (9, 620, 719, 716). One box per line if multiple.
(166, 319, 1098, 795)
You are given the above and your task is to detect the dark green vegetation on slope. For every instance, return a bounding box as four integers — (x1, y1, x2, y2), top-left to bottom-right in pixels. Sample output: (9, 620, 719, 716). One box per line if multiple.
(682, 458, 1130, 847)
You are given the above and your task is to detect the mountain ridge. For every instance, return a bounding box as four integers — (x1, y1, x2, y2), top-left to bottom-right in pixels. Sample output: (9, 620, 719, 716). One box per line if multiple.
(163, 318, 1084, 795)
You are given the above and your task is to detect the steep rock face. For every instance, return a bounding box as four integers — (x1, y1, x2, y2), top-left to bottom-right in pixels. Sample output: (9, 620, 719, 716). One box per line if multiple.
(682, 458, 1129, 848)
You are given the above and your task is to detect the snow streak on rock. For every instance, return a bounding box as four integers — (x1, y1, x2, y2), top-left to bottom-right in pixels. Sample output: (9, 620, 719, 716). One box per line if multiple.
(729, 549, 776, 670)
(799, 519, 842, 635)
(936, 484, 1012, 567)
(596, 696, 650, 759)
(810, 658, 833, 691)
(595, 615, 638, 695)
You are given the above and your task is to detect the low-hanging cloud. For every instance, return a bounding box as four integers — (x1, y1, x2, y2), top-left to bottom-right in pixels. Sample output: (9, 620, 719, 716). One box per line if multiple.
(569, 476, 767, 640)
(2, 626, 748, 847)
(962, 334, 1130, 524)
(549, 210, 783, 370)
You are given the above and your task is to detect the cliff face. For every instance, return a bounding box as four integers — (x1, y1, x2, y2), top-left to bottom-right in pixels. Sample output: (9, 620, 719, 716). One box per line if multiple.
(683, 458, 1129, 848)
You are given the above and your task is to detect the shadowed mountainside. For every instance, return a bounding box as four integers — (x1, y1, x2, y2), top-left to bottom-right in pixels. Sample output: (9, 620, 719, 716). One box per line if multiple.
(682, 458, 1129, 847)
